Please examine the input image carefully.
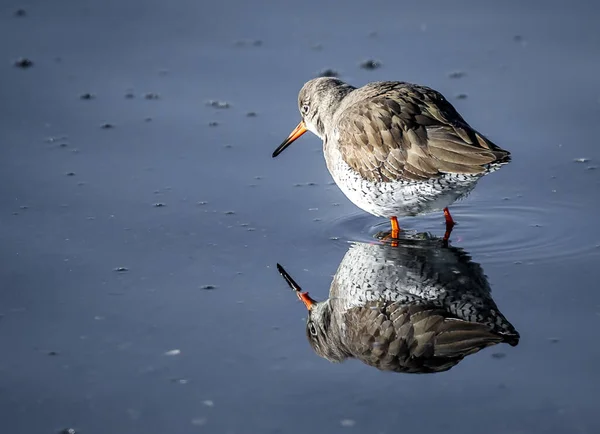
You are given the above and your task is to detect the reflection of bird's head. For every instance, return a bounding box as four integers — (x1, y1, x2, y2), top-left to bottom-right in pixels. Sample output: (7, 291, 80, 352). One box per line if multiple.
(276, 263, 348, 363)
(305, 300, 347, 363)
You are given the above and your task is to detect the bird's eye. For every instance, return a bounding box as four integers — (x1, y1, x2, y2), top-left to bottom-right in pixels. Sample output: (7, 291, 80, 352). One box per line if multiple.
(301, 104, 310, 115)
(308, 322, 318, 336)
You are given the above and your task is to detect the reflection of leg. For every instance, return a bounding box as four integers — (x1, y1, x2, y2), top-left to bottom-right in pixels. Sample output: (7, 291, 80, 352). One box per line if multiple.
(442, 208, 455, 246)
(390, 216, 400, 239)
(443, 207, 455, 227)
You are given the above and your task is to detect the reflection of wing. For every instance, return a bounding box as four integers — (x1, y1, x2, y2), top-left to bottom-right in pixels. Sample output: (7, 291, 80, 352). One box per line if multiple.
(335, 82, 510, 182)
(342, 301, 514, 373)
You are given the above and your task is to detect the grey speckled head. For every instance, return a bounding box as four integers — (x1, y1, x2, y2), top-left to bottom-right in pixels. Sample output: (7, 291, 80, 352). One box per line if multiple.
(297, 77, 355, 138)
(272, 78, 355, 158)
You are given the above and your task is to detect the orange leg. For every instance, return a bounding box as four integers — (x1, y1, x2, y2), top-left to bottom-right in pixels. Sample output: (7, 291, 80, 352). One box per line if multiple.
(442, 208, 455, 244)
(390, 216, 400, 239)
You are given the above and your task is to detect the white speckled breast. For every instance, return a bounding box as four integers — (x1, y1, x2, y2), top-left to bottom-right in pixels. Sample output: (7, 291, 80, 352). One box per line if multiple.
(324, 140, 488, 218)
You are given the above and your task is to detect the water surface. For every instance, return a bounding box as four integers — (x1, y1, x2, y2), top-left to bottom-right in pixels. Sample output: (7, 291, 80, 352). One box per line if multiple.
(1, 0, 599, 433)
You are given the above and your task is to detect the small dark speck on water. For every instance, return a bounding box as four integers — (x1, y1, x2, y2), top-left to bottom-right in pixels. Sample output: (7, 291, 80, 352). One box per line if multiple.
(448, 71, 466, 79)
(209, 121, 219, 127)
(224, 211, 235, 215)
(513, 35, 524, 42)
(65, 172, 75, 176)
(491, 352, 506, 359)
(144, 93, 160, 100)
(114, 267, 129, 272)
(201, 285, 217, 290)
(207, 100, 230, 109)
(586, 166, 598, 170)
(368, 31, 378, 37)
(14, 8, 27, 16)
(197, 201, 208, 205)
(80, 93, 95, 100)
(48, 351, 59, 356)
(306, 182, 318, 186)
(14, 57, 33, 68)
(317, 68, 340, 78)
(455, 93, 468, 100)
(234, 39, 262, 47)
(246, 111, 257, 117)
(360, 59, 381, 70)
(101, 123, 114, 129)
(144, 117, 153, 122)
(223, 144, 233, 149)
(125, 92, 135, 99)
(154, 203, 166, 207)
(549, 338, 560, 344)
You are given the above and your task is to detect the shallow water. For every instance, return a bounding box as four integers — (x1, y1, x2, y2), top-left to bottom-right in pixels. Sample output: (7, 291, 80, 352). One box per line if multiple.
(1, 0, 599, 433)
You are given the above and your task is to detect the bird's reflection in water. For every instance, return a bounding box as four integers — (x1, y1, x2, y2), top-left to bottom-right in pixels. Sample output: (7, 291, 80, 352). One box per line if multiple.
(277, 233, 519, 373)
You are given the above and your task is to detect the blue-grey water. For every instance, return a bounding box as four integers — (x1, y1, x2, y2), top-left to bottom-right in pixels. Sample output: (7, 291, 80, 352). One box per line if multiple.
(1, 0, 599, 433)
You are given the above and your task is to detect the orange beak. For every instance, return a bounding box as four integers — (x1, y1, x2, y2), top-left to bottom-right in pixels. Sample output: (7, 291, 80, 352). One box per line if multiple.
(276, 263, 316, 310)
(272, 121, 308, 158)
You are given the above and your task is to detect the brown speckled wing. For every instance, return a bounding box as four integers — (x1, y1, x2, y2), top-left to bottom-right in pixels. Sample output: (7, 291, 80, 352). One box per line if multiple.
(335, 82, 510, 182)
(341, 301, 507, 373)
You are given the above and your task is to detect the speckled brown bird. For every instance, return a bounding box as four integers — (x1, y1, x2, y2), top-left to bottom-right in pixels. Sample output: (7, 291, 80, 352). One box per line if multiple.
(276, 233, 519, 373)
(272, 78, 510, 238)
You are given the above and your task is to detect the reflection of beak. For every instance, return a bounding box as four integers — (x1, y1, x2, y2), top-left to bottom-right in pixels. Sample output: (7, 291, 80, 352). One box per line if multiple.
(276, 263, 316, 310)
(272, 121, 308, 158)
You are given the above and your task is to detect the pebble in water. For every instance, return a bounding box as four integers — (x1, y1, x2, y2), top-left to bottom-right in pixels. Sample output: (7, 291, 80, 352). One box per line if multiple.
(340, 419, 356, 427)
(14, 57, 33, 68)
(359, 59, 381, 70)
(207, 100, 230, 109)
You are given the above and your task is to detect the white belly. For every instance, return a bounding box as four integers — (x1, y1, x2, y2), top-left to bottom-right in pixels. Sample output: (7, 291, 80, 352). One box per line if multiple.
(324, 145, 483, 218)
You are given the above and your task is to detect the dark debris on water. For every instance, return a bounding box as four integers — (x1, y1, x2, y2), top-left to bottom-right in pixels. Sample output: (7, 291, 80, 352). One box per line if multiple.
(14, 8, 27, 16)
(448, 71, 466, 79)
(80, 93, 95, 100)
(200, 285, 217, 290)
(144, 93, 160, 100)
(101, 123, 114, 129)
(114, 267, 129, 272)
(14, 57, 33, 68)
(360, 59, 381, 70)
(317, 68, 340, 78)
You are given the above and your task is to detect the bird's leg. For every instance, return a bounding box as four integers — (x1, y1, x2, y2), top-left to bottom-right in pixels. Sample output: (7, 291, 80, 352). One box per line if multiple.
(390, 216, 400, 239)
(442, 208, 455, 245)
